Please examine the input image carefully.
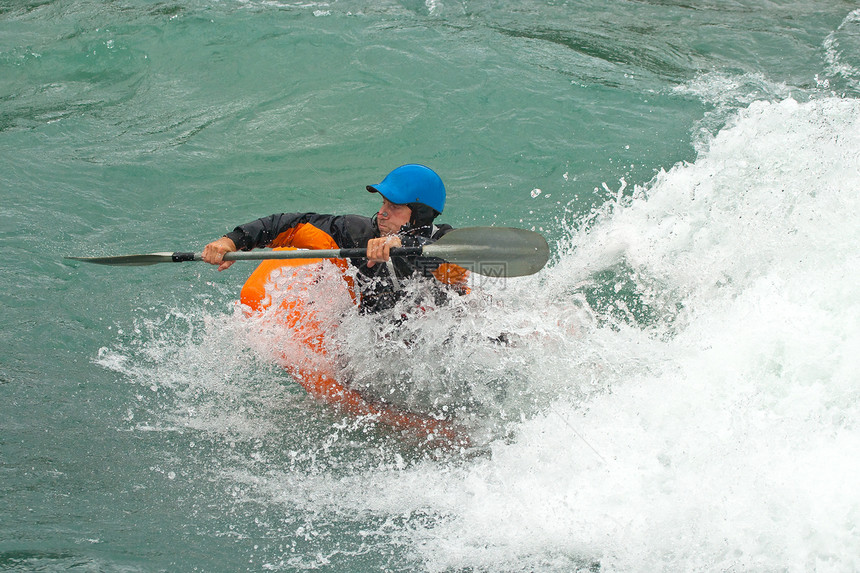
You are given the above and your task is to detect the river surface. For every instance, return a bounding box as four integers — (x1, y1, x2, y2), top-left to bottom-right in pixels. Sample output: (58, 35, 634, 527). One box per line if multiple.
(2, 1, 859, 571)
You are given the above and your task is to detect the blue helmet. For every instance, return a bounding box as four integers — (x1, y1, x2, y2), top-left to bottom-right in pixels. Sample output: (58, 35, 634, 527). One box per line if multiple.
(366, 164, 446, 214)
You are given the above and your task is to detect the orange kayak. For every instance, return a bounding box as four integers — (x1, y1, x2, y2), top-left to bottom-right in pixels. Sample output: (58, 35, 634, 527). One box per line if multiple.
(240, 249, 469, 447)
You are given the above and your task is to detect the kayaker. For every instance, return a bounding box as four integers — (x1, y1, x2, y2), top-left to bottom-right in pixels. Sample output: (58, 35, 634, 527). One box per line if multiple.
(201, 164, 470, 313)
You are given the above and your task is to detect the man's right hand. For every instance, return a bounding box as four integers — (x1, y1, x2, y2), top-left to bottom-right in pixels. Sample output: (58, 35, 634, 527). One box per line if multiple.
(202, 237, 238, 271)
(366, 235, 402, 268)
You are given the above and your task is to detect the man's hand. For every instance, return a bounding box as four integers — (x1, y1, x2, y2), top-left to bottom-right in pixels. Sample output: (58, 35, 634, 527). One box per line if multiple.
(366, 235, 402, 268)
(202, 237, 238, 271)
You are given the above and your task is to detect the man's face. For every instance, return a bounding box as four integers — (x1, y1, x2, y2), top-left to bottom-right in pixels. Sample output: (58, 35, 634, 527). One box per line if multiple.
(376, 198, 412, 236)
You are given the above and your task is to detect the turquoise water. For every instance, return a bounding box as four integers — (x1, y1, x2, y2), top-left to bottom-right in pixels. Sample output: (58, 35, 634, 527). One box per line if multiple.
(2, 1, 859, 571)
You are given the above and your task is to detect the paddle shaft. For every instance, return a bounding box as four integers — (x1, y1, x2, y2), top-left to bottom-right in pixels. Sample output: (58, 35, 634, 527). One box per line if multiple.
(173, 246, 424, 263)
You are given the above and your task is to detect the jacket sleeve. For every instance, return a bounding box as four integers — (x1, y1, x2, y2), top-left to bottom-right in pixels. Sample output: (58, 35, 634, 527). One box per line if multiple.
(224, 213, 374, 251)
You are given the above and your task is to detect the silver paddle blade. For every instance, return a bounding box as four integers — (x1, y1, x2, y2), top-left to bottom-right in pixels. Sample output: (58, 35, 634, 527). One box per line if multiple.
(426, 226, 550, 277)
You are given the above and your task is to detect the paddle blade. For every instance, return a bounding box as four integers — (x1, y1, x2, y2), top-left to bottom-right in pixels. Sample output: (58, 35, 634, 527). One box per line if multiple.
(65, 252, 180, 266)
(425, 226, 550, 277)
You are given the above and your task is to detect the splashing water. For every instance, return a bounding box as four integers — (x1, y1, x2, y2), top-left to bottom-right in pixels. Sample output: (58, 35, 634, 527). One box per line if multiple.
(392, 96, 860, 571)
(97, 96, 859, 571)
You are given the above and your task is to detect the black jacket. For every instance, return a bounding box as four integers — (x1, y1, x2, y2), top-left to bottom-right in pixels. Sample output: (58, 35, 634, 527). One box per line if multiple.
(224, 213, 468, 313)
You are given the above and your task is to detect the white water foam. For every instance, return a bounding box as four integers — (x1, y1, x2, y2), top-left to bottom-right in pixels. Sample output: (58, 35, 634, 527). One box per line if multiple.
(382, 96, 860, 571)
(238, 96, 859, 571)
(95, 306, 290, 440)
(99, 96, 860, 571)
(824, 9, 860, 91)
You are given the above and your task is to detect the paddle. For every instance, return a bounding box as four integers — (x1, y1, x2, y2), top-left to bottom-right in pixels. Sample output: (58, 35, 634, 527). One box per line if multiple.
(66, 226, 550, 277)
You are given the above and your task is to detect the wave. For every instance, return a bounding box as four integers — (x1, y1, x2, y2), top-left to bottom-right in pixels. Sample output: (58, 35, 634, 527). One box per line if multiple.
(399, 95, 860, 571)
(96, 95, 860, 570)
